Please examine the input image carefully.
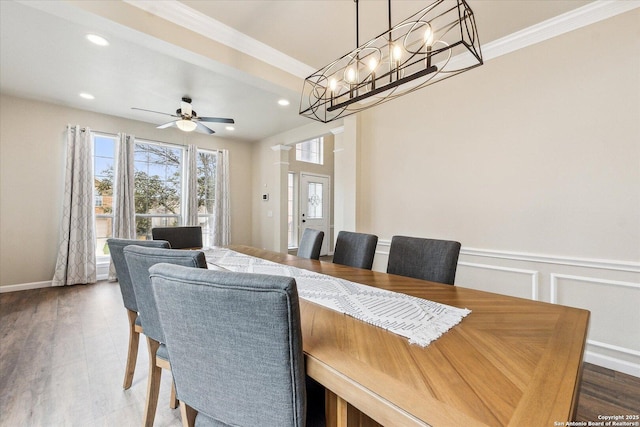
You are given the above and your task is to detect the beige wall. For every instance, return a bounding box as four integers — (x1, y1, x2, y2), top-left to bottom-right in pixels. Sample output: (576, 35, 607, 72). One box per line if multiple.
(350, 10, 640, 375)
(358, 10, 639, 262)
(0, 95, 253, 287)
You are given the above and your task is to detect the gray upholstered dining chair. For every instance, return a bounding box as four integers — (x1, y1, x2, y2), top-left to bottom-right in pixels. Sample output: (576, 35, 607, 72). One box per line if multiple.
(332, 231, 378, 270)
(386, 235, 461, 285)
(106, 238, 170, 390)
(151, 226, 203, 249)
(297, 228, 324, 260)
(123, 246, 208, 427)
(149, 264, 308, 427)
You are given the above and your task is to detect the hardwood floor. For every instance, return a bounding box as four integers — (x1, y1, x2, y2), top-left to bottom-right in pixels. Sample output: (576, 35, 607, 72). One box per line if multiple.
(0, 282, 180, 427)
(1, 281, 638, 426)
(576, 363, 640, 422)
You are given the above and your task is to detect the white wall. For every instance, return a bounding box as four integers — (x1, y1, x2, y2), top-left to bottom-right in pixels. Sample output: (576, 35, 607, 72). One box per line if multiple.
(357, 11, 640, 376)
(0, 95, 253, 289)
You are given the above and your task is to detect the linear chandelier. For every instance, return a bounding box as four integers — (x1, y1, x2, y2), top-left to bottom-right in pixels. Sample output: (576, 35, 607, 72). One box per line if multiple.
(299, 0, 483, 123)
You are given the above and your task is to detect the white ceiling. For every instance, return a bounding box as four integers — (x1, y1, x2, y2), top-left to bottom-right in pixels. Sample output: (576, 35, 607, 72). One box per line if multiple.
(0, 0, 596, 142)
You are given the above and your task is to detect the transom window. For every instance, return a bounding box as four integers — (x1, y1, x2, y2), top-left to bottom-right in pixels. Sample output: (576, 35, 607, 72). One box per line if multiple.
(295, 137, 323, 165)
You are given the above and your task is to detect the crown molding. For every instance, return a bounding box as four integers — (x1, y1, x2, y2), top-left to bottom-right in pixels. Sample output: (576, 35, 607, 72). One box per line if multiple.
(122, 0, 315, 79)
(123, 0, 638, 82)
(482, 0, 640, 61)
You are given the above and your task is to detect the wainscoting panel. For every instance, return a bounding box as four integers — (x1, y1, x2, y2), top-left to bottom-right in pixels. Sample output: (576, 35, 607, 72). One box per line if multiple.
(456, 262, 539, 300)
(373, 240, 640, 377)
(551, 274, 640, 372)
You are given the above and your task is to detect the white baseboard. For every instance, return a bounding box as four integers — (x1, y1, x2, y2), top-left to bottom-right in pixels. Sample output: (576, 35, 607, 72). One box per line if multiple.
(1, 261, 110, 293)
(0, 280, 52, 293)
(585, 350, 640, 378)
(97, 261, 110, 281)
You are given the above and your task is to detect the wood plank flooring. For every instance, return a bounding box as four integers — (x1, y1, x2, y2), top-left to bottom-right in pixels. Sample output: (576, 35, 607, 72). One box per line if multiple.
(1, 281, 638, 426)
(0, 282, 180, 427)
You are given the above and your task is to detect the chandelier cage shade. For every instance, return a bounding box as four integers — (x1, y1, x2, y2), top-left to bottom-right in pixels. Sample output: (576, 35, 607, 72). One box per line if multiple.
(299, 0, 483, 123)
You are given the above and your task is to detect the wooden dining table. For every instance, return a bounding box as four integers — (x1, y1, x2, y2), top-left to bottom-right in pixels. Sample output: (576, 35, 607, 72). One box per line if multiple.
(224, 245, 590, 427)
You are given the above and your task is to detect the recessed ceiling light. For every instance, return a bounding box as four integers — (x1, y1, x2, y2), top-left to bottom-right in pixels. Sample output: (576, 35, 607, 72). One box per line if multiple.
(278, 99, 290, 106)
(79, 93, 95, 100)
(86, 34, 109, 46)
(225, 126, 235, 131)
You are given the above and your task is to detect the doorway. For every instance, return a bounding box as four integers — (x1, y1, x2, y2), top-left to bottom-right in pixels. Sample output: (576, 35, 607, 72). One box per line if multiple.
(299, 172, 331, 256)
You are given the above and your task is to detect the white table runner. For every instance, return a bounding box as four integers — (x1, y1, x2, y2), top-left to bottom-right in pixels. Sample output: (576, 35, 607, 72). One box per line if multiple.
(204, 248, 471, 347)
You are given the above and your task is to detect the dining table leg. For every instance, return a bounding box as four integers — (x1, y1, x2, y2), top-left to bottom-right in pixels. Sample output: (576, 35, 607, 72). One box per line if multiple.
(325, 389, 348, 427)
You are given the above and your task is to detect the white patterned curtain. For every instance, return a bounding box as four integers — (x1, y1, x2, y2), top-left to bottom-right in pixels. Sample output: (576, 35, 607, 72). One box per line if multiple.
(213, 149, 230, 245)
(185, 144, 199, 226)
(108, 133, 136, 280)
(52, 125, 96, 286)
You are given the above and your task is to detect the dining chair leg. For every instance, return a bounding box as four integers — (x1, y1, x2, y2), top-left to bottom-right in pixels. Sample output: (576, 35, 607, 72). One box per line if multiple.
(180, 401, 197, 427)
(123, 309, 140, 390)
(156, 355, 178, 409)
(169, 378, 178, 409)
(143, 337, 162, 427)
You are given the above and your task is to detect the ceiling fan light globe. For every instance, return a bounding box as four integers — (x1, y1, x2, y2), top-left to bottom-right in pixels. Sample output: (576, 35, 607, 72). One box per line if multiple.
(176, 119, 197, 132)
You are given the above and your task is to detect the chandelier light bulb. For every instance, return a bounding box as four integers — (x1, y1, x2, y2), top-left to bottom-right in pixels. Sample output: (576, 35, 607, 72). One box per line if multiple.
(329, 78, 337, 91)
(368, 57, 378, 90)
(424, 25, 434, 68)
(424, 25, 434, 46)
(368, 57, 378, 72)
(392, 45, 403, 62)
(346, 67, 357, 83)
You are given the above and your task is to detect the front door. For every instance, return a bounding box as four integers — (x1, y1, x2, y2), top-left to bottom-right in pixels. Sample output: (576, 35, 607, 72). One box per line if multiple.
(299, 173, 330, 256)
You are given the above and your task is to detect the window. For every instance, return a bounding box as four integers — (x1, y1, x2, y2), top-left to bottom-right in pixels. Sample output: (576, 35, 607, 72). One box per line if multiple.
(92, 134, 223, 254)
(196, 150, 217, 247)
(295, 137, 323, 165)
(134, 140, 184, 240)
(93, 133, 117, 258)
(306, 181, 324, 219)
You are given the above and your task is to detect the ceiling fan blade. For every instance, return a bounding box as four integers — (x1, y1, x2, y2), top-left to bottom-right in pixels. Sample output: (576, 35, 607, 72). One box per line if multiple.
(132, 107, 179, 117)
(195, 122, 215, 135)
(157, 121, 177, 129)
(197, 117, 235, 124)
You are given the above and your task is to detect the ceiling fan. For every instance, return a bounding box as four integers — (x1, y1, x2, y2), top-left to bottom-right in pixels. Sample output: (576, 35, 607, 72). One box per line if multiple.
(132, 97, 234, 134)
